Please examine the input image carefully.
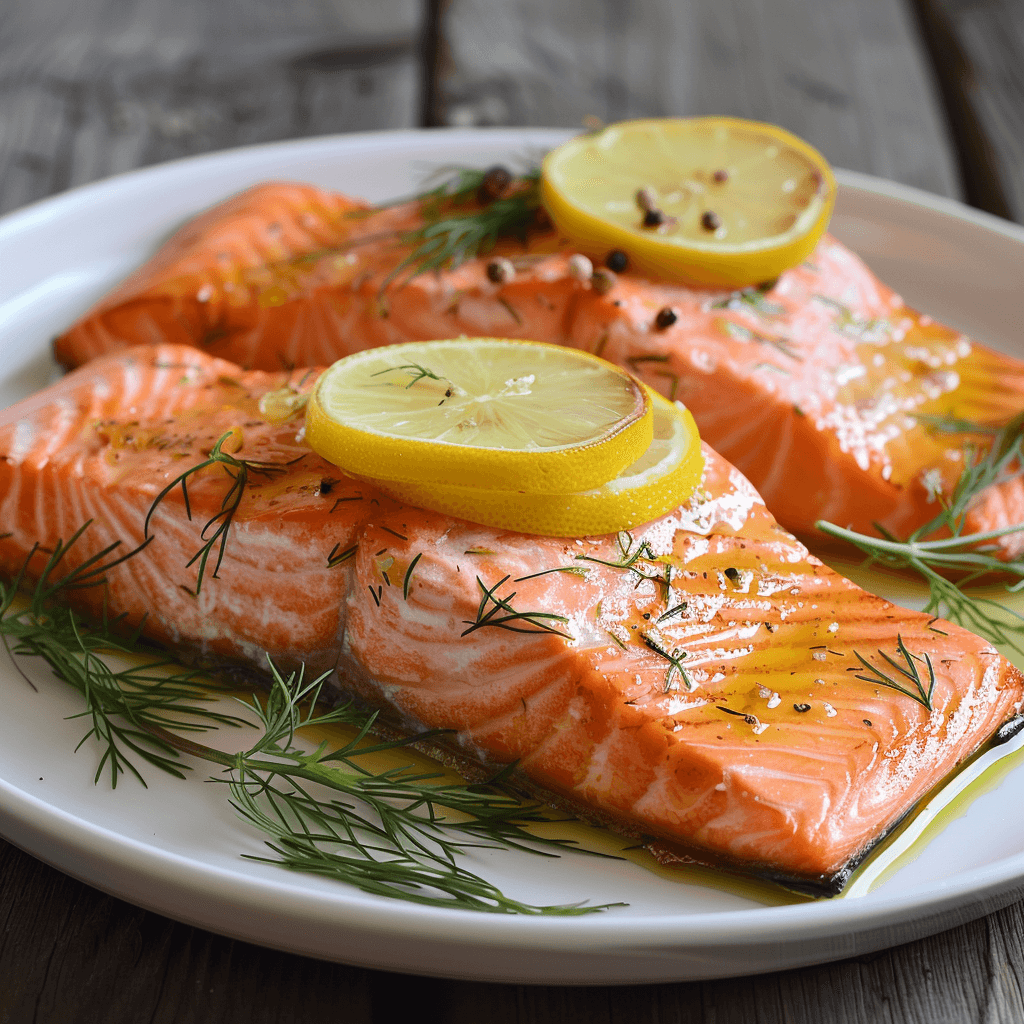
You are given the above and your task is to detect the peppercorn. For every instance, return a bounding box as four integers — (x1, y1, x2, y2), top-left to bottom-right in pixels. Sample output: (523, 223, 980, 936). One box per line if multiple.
(477, 165, 513, 204)
(712, 169, 729, 183)
(591, 269, 617, 295)
(606, 249, 628, 272)
(794, 703, 811, 713)
(700, 211, 721, 232)
(567, 254, 594, 281)
(654, 307, 677, 330)
(635, 187, 657, 212)
(642, 209, 665, 228)
(486, 257, 515, 284)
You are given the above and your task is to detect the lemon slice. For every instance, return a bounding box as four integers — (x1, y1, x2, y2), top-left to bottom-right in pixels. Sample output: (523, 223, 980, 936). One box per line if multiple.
(306, 339, 653, 493)
(541, 117, 836, 287)
(376, 390, 704, 537)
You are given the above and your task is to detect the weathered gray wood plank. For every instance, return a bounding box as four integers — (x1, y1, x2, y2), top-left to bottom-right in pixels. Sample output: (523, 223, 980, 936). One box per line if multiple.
(910, 0, 1024, 222)
(0, 0, 422, 215)
(5, 821, 1024, 1024)
(434, 0, 961, 198)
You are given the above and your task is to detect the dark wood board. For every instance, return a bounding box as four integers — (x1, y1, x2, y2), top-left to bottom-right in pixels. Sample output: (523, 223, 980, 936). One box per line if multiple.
(3, 837, 1024, 1023)
(432, 0, 961, 200)
(909, 0, 1024, 221)
(0, 0, 422, 216)
(2, 0, 1024, 1020)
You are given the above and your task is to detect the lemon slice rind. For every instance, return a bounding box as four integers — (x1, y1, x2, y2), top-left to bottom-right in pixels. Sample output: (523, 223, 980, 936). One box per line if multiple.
(306, 339, 653, 494)
(375, 390, 704, 537)
(540, 116, 836, 288)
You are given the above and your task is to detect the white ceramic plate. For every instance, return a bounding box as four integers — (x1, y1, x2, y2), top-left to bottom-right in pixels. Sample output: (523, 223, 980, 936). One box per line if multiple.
(2, 129, 1024, 986)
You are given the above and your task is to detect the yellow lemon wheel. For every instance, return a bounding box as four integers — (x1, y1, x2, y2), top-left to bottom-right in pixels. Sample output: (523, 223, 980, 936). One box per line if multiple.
(541, 117, 836, 288)
(377, 390, 704, 537)
(306, 338, 653, 494)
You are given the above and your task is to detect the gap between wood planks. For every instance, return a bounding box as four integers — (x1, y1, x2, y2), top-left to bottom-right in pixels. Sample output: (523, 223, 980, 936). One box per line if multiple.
(907, 0, 1015, 220)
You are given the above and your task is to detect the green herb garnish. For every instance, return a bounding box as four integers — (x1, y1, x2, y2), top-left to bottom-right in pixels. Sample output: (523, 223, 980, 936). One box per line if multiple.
(817, 412, 1024, 654)
(851, 635, 935, 710)
(641, 633, 693, 692)
(462, 575, 572, 638)
(1, 529, 616, 914)
(382, 169, 543, 292)
(144, 431, 296, 594)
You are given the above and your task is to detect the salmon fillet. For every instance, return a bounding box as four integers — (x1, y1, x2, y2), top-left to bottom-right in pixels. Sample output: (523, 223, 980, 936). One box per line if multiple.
(3, 343, 1022, 893)
(52, 182, 1024, 556)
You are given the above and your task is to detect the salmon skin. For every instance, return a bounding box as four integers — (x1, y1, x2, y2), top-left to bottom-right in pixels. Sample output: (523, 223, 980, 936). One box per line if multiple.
(52, 182, 1024, 557)
(3, 343, 1022, 895)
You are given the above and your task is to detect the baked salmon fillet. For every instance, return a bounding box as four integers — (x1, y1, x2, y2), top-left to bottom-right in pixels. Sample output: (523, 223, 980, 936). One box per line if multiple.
(52, 182, 1024, 555)
(3, 343, 1022, 894)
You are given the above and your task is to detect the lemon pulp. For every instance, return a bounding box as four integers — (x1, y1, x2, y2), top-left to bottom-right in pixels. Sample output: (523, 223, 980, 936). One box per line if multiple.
(377, 389, 704, 537)
(541, 116, 836, 287)
(305, 339, 653, 494)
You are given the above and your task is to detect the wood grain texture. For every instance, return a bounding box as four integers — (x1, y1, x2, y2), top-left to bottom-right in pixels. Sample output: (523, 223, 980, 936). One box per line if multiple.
(433, 0, 961, 198)
(0, 0, 422, 215)
(910, 0, 1024, 222)
(4, 833, 1024, 1024)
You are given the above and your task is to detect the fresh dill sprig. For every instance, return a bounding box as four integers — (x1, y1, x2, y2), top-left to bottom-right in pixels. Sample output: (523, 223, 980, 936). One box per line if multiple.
(371, 363, 446, 388)
(657, 603, 688, 623)
(513, 565, 590, 583)
(817, 411, 1024, 654)
(402, 552, 422, 599)
(144, 431, 295, 594)
(1, 529, 617, 914)
(461, 575, 572, 638)
(711, 283, 785, 316)
(811, 294, 890, 339)
(716, 318, 802, 361)
(221, 667, 620, 914)
(851, 635, 936, 710)
(327, 543, 358, 569)
(381, 169, 542, 292)
(0, 528, 244, 787)
(575, 531, 671, 593)
(641, 633, 693, 692)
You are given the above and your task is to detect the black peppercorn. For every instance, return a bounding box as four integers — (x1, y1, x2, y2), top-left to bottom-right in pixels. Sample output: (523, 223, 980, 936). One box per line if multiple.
(654, 307, 678, 330)
(794, 703, 811, 713)
(477, 165, 513, 204)
(642, 209, 665, 228)
(700, 211, 721, 232)
(606, 249, 629, 272)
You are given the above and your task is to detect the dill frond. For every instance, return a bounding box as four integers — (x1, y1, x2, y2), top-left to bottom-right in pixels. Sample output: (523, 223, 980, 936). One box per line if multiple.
(380, 169, 543, 294)
(817, 412, 1024, 654)
(1, 527, 616, 913)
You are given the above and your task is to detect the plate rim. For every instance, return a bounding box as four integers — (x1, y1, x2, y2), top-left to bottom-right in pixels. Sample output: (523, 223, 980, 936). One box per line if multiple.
(2, 126, 1024, 983)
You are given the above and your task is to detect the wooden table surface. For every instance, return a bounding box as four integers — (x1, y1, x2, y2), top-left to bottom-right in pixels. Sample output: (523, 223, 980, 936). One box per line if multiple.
(2, 0, 1024, 1019)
